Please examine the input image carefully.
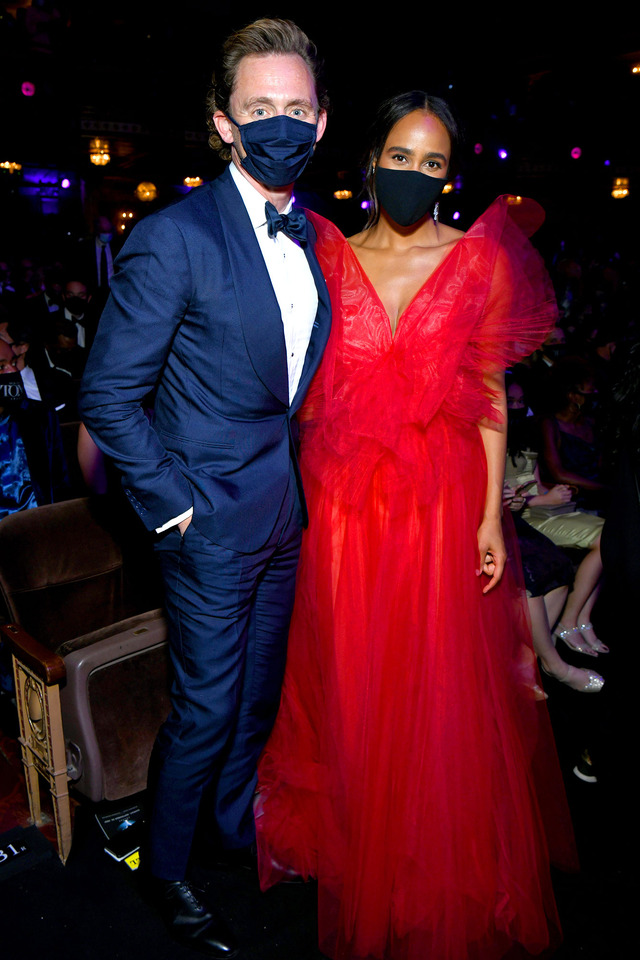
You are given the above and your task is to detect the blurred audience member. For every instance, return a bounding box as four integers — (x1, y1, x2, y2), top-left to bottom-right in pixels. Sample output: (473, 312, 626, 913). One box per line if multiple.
(7, 316, 73, 415)
(45, 317, 86, 379)
(23, 263, 64, 336)
(539, 358, 609, 512)
(0, 340, 70, 519)
(0, 260, 16, 303)
(61, 277, 97, 351)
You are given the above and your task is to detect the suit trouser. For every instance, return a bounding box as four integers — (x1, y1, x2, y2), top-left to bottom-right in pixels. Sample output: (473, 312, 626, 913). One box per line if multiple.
(149, 479, 303, 880)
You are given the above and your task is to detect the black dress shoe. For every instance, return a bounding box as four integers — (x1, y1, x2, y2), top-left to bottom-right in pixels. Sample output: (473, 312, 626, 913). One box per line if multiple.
(154, 879, 239, 958)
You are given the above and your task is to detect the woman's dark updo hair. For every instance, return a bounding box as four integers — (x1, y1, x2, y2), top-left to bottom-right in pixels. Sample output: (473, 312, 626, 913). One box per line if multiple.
(363, 91, 460, 229)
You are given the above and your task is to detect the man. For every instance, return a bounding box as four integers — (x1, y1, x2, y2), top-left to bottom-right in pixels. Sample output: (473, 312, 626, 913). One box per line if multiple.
(80, 18, 330, 958)
(61, 277, 96, 353)
(0, 340, 70, 518)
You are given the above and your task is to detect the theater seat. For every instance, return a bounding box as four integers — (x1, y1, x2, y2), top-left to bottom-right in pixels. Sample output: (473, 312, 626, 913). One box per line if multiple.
(0, 496, 170, 862)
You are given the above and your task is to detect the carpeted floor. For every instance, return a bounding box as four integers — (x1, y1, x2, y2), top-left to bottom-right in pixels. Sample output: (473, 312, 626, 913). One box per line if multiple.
(0, 645, 631, 960)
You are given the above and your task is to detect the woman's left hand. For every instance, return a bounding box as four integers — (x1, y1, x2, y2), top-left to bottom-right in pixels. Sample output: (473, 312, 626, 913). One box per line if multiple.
(502, 481, 525, 512)
(476, 517, 506, 594)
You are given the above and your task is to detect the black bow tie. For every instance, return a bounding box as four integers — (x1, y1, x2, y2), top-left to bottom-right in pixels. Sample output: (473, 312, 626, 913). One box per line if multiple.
(264, 202, 307, 246)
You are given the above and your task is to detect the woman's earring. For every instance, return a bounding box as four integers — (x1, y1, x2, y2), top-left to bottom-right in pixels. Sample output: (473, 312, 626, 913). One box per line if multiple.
(433, 202, 440, 224)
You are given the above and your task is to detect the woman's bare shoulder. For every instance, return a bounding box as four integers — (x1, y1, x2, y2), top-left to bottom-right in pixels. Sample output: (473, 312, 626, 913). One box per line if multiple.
(347, 229, 368, 250)
(437, 222, 466, 243)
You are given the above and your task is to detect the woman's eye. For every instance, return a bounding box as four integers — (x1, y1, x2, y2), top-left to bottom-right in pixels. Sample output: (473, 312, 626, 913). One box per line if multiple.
(426, 160, 442, 170)
(391, 154, 407, 163)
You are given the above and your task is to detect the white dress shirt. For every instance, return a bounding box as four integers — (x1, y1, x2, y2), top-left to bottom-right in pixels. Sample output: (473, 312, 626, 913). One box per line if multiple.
(156, 164, 317, 534)
(64, 306, 86, 348)
(229, 163, 317, 402)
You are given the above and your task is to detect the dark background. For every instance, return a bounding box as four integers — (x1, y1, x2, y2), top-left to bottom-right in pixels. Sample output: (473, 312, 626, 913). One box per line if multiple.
(1, 1, 639, 264)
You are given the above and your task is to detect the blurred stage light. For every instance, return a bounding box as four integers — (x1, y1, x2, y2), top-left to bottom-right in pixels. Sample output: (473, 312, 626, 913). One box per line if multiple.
(611, 177, 629, 199)
(89, 139, 110, 166)
(135, 182, 157, 201)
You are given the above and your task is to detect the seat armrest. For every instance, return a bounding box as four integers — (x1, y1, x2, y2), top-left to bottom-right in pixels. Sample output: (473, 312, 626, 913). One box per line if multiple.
(0, 623, 66, 685)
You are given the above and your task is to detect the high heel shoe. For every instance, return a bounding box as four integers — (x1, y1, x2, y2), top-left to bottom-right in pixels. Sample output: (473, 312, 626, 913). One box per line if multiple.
(578, 622, 609, 654)
(541, 663, 604, 693)
(553, 623, 599, 657)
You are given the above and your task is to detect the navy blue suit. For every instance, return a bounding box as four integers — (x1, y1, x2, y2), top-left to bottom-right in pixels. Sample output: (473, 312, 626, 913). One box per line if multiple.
(79, 167, 331, 879)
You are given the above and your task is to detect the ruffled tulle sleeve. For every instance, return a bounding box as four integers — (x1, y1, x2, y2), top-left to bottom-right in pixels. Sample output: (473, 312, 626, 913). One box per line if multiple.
(435, 196, 557, 425)
(464, 196, 557, 373)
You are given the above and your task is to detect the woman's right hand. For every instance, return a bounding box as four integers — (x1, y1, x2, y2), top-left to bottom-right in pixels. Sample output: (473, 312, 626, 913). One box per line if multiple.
(543, 484, 573, 506)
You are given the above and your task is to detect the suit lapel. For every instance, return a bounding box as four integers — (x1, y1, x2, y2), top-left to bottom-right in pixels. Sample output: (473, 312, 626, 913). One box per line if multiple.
(211, 169, 289, 407)
(290, 216, 332, 413)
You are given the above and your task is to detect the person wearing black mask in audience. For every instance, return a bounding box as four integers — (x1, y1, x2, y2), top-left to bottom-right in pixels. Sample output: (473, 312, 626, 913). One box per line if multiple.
(45, 317, 86, 380)
(7, 317, 74, 415)
(522, 324, 568, 413)
(61, 277, 97, 353)
(0, 339, 70, 519)
(80, 18, 330, 958)
(69, 215, 120, 314)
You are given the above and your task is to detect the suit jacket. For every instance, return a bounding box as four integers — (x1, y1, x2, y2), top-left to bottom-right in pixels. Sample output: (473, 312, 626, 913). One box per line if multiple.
(79, 167, 331, 551)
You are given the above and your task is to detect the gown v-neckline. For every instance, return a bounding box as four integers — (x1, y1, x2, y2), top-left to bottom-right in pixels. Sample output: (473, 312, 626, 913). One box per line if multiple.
(345, 231, 467, 341)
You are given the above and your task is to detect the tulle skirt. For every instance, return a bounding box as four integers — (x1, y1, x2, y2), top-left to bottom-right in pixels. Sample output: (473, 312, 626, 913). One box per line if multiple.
(257, 415, 576, 960)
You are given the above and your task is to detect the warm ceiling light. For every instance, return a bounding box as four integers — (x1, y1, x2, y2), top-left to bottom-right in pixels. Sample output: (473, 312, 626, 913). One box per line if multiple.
(89, 138, 110, 166)
(135, 181, 158, 201)
(611, 177, 629, 199)
(333, 189, 352, 200)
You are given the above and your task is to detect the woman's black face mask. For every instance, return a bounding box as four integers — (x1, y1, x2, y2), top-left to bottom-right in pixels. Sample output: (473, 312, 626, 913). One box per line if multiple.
(374, 167, 446, 227)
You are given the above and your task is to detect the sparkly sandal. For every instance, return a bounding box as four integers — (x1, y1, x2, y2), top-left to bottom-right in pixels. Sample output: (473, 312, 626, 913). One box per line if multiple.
(553, 623, 599, 657)
(541, 662, 604, 693)
(578, 622, 609, 654)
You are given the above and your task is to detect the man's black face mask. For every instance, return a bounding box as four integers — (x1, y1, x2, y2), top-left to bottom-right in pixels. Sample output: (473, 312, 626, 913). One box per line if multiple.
(227, 113, 317, 187)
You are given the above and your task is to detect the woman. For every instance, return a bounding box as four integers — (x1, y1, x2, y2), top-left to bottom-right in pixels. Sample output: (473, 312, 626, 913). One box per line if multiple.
(505, 375, 608, 663)
(504, 379, 604, 690)
(257, 93, 576, 960)
(539, 357, 608, 513)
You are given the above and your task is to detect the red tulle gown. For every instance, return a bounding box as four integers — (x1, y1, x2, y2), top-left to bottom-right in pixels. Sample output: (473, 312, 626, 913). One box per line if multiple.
(256, 197, 577, 960)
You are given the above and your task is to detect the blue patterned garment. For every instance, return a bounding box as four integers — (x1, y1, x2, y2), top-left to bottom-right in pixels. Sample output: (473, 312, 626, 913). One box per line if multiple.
(0, 414, 38, 519)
